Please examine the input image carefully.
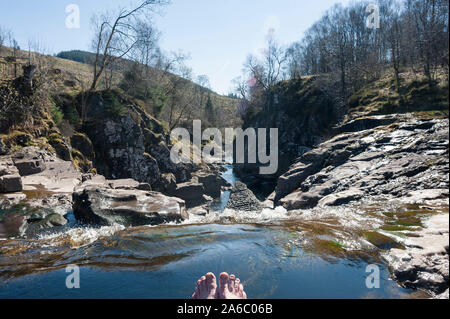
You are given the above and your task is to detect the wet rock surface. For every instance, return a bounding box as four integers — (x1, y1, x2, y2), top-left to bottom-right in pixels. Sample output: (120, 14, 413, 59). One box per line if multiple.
(0, 147, 82, 237)
(385, 214, 449, 296)
(72, 183, 188, 227)
(275, 115, 449, 209)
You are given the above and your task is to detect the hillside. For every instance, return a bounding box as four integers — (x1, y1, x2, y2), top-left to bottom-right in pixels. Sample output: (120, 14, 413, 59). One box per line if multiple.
(0, 47, 240, 133)
(55, 49, 241, 128)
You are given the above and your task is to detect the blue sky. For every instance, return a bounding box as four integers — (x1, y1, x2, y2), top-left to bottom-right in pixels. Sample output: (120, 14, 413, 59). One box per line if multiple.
(0, 0, 350, 94)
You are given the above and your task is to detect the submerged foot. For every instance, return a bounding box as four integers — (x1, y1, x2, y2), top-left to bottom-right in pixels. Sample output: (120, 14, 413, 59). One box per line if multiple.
(192, 272, 217, 299)
(217, 272, 247, 299)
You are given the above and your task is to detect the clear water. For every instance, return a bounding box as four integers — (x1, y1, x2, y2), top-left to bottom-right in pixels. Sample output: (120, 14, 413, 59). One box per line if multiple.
(0, 165, 425, 299)
(0, 224, 420, 299)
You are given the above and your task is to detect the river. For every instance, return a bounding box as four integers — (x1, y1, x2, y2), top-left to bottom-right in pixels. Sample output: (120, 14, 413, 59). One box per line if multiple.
(0, 165, 427, 298)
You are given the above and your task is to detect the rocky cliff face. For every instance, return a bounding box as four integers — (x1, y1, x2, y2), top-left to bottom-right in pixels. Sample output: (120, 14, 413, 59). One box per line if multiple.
(80, 90, 191, 187)
(234, 76, 338, 181)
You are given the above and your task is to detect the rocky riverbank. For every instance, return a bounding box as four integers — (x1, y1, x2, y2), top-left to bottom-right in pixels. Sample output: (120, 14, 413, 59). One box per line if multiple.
(0, 145, 229, 237)
(265, 114, 449, 297)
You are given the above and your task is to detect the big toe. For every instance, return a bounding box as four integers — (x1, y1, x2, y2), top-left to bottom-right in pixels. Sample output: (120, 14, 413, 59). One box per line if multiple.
(206, 272, 217, 288)
(206, 272, 217, 286)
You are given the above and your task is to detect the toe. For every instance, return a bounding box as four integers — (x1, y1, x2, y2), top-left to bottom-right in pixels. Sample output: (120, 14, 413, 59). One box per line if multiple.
(240, 284, 247, 299)
(219, 272, 229, 295)
(200, 276, 207, 289)
(192, 285, 200, 299)
(229, 274, 236, 292)
(206, 272, 217, 288)
(235, 278, 240, 291)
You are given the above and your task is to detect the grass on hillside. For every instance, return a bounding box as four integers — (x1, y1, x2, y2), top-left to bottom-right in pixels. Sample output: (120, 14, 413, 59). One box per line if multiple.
(346, 69, 449, 122)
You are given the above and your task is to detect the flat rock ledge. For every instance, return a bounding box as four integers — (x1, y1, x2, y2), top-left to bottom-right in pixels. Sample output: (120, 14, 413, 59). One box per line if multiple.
(385, 214, 449, 298)
(73, 183, 188, 227)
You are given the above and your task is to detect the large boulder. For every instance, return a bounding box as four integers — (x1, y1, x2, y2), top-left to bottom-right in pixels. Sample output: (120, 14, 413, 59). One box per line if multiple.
(11, 147, 47, 176)
(193, 171, 228, 198)
(83, 113, 161, 186)
(72, 184, 188, 226)
(0, 157, 22, 193)
(171, 181, 205, 202)
(0, 174, 22, 193)
(226, 181, 262, 211)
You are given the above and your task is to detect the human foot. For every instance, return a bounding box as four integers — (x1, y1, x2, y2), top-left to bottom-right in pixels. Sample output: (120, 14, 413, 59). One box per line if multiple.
(217, 272, 247, 299)
(192, 272, 218, 299)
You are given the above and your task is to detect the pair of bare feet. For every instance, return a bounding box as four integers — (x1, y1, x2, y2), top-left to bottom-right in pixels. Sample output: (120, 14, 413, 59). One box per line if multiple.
(192, 272, 247, 299)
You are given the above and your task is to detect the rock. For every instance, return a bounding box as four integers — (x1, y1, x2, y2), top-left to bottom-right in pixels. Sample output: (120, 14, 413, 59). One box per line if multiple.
(0, 210, 28, 238)
(386, 214, 449, 296)
(0, 193, 26, 207)
(108, 178, 140, 190)
(274, 117, 449, 210)
(0, 158, 22, 193)
(226, 181, 262, 211)
(171, 181, 205, 206)
(72, 184, 188, 226)
(71, 132, 95, 160)
(0, 137, 7, 155)
(43, 213, 67, 226)
(279, 190, 321, 210)
(435, 289, 449, 299)
(83, 113, 161, 186)
(106, 178, 152, 191)
(14, 160, 46, 176)
(193, 171, 228, 198)
(406, 189, 449, 201)
(154, 173, 177, 193)
(11, 147, 47, 176)
(318, 188, 363, 206)
(188, 205, 209, 216)
(137, 183, 152, 191)
(49, 138, 72, 161)
(336, 115, 397, 134)
(18, 147, 81, 194)
(0, 174, 22, 193)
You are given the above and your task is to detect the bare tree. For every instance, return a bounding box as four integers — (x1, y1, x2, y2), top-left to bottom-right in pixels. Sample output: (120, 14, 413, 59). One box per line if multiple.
(244, 34, 287, 91)
(90, 0, 169, 92)
(383, 0, 404, 92)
